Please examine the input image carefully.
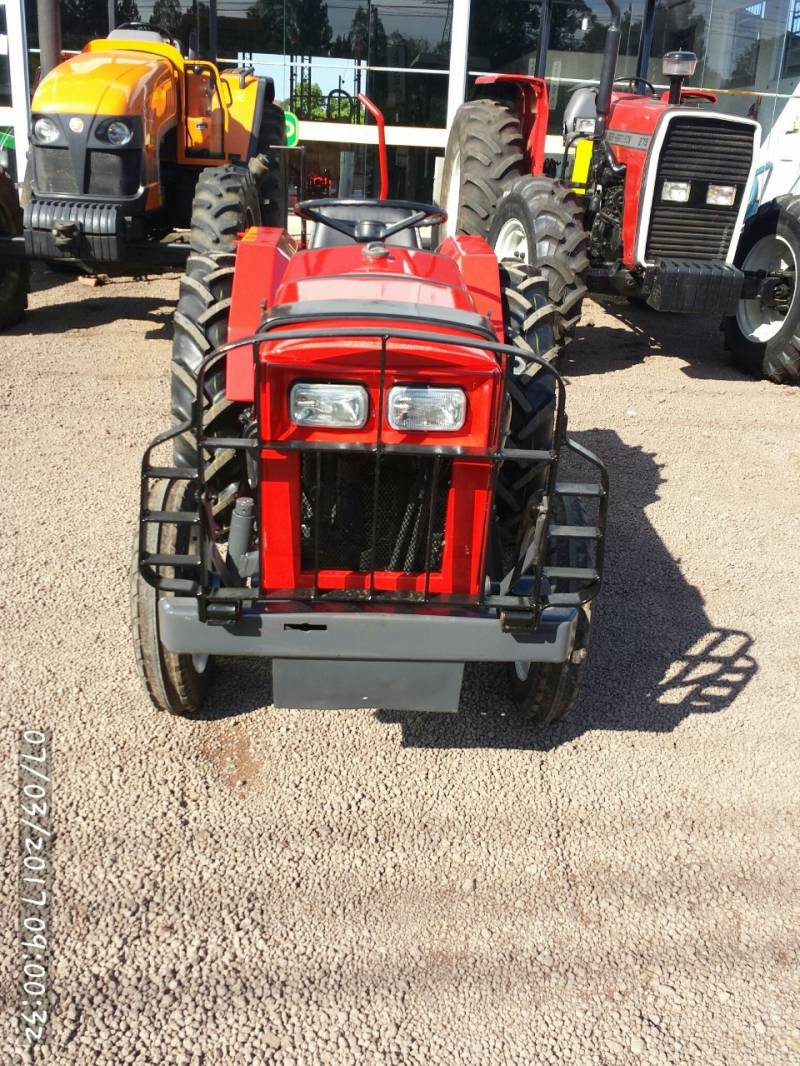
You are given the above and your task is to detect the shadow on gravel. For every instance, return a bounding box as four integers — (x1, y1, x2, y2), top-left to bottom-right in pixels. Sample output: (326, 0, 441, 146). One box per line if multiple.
(562, 297, 747, 383)
(377, 429, 758, 750)
(14, 293, 176, 339)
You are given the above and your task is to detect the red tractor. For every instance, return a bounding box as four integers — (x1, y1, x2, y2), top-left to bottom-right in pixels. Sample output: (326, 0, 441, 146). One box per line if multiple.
(439, 0, 797, 383)
(132, 97, 608, 724)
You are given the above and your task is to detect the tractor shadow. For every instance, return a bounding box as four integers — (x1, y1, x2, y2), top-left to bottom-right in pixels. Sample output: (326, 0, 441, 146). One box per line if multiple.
(19, 266, 178, 340)
(563, 296, 748, 383)
(376, 429, 757, 750)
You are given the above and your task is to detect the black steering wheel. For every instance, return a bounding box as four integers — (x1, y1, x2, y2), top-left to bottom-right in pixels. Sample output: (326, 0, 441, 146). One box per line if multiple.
(114, 22, 177, 46)
(294, 199, 447, 244)
(614, 75, 657, 94)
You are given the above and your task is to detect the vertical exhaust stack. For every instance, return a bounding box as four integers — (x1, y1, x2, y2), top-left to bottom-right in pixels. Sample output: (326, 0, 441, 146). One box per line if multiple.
(36, 0, 62, 77)
(595, 0, 621, 142)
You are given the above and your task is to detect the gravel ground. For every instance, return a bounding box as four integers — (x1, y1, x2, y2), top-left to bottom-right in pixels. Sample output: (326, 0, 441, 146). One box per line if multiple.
(1, 268, 799, 1066)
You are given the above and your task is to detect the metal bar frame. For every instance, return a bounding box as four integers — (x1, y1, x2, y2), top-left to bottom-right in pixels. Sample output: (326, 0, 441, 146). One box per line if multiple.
(139, 318, 608, 629)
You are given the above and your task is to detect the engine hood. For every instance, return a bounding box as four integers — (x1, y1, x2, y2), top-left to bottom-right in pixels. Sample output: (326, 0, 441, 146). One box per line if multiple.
(273, 244, 483, 316)
(32, 49, 176, 118)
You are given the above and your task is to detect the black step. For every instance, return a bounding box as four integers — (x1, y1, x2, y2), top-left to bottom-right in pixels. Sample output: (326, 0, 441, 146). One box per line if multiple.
(142, 553, 201, 568)
(142, 510, 200, 524)
(544, 566, 599, 582)
(555, 481, 605, 497)
(145, 466, 198, 479)
(548, 524, 602, 539)
(546, 591, 583, 607)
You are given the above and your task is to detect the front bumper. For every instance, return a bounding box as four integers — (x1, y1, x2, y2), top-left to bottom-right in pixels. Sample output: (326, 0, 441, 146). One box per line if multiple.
(644, 257, 744, 313)
(159, 600, 579, 663)
(160, 600, 580, 712)
(24, 198, 126, 261)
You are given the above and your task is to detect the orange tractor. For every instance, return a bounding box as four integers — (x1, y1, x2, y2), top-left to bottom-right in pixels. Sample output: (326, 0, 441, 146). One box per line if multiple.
(0, 21, 287, 327)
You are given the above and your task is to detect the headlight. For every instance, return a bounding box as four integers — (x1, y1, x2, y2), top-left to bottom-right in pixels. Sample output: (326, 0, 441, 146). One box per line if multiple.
(662, 50, 698, 78)
(661, 180, 691, 203)
(33, 117, 60, 144)
(289, 382, 368, 429)
(100, 120, 133, 146)
(387, 386, 466, 432)
(706, 184, 736, 207)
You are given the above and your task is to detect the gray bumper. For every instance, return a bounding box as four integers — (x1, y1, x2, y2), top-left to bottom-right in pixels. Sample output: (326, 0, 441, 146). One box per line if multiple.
(158, 600, 578, 664)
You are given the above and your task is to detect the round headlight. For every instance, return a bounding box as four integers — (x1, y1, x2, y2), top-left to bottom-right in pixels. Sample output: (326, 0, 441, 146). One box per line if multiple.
(33, 116, 60, 144)
(104, 120, 133, 146)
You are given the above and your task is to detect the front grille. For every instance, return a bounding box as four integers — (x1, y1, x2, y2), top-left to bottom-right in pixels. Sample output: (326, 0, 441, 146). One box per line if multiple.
(300, 453, 451, 574)
(87, 150, 140, 197)
(645, 117, 754, 261)
(34, 147, 77, 195)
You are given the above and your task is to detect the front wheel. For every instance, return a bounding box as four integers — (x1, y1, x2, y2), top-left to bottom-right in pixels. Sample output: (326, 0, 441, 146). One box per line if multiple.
(723, 196, 800, 384)
(489, 175, 589, 345)
(0, 169, 29, 329)
(509, 495, 592, 726)
(131, 480, 212, 717)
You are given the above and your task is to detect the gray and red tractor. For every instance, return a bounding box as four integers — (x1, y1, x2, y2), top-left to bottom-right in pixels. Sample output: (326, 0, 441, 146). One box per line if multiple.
(440, 0, 800, 384)
(132, 97, 608, 724)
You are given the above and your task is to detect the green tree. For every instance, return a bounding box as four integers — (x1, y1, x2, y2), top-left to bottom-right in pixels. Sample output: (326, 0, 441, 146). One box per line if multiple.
(150, 0, 182, 36)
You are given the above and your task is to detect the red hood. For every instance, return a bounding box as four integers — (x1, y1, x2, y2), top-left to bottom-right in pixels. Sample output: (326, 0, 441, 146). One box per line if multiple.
(273, 244, 482, 315)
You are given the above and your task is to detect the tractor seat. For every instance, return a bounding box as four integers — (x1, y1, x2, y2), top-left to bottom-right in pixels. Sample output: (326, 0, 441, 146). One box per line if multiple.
(107, 27, 173, 43)
(309, 203, 422, 249)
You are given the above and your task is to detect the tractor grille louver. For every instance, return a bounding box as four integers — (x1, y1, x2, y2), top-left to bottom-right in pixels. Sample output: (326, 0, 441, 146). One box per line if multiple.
(34, 147, 77, 195)
(300, 453, 451, 575)
(645, 117, 755, 262)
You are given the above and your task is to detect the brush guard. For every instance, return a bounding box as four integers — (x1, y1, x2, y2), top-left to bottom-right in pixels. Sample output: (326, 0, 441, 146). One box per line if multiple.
(138, 322, 608, 633)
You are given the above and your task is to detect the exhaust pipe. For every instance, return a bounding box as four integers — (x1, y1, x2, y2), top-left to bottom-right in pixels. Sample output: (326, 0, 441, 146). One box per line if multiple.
(595, 0, 621, 142)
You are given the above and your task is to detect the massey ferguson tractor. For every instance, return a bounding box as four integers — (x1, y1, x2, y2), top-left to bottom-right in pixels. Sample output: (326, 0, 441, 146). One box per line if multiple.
(440, 0, 799, 385)
(0, 20, 287, 328)
(132, 96, 608, 724)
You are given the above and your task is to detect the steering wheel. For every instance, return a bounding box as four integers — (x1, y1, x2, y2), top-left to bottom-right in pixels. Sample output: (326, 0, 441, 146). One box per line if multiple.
(294, 199, 447, 244)
(115, 22, 177, 46)
(614, 75, 657, 94)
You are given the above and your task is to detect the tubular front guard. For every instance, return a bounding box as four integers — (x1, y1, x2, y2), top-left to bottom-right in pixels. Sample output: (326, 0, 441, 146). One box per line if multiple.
(138, 319, 608, 708)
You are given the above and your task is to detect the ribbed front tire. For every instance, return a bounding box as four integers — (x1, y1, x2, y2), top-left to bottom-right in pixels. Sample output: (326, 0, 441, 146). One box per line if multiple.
(0, 169, 29, 329)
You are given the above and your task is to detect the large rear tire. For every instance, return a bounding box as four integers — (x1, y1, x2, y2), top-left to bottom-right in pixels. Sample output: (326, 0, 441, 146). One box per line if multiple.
(495, 260, 558, 547)
(438, 99, 524, 240)
(723, 196, 800, 384)
(509, 495, 592, 726)
(131, 479, 212, 717)
(0, 169, 29, 329)
(189, 163, 261, 256)
(489, 175, 589, 344)
(251, 97, 288, 229)
(170, 251, 246, 520)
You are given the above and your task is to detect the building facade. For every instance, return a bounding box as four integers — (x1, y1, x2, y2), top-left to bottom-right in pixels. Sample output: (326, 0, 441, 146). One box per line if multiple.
(1, 0, 799, 198)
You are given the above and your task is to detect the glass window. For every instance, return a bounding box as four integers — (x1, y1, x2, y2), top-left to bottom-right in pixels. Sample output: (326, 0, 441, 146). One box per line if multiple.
(289, 138, 439, 200)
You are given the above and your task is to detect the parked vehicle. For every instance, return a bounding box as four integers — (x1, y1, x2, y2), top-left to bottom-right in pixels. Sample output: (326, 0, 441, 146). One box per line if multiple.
(439, 0, 799, 384)
(0, 20, 286, 328)
(132, 96, 608, 724)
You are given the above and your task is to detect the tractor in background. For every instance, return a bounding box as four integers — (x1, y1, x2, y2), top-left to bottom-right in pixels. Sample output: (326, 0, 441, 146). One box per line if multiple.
(0, 20, 287, 329)
(133, 95, 609, 725)
(440, 0, 800, 385)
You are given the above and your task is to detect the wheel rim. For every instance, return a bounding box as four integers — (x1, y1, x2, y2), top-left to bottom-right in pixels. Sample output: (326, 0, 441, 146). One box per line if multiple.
(192, 654, 209, 674)
(444, 148, 461, 238)
(736, 234, 797, 343)
(494, 218, 530, 264)
(514, 660, 530, 682)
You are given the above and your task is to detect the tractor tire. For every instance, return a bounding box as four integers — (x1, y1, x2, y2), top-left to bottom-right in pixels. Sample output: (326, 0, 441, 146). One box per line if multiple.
(131, 478, 212, 717)
(495, 260, 558, 546)
(722, 196, 800, 384)
(488, 174, 589, 344)
(171, 251, 245, 520)
(251, 98, 288, 229)
(189, 163, 261, 256)
(0, 169, 29, 329)
(509, 495, 592, 726)
(438, 99, 524, 240)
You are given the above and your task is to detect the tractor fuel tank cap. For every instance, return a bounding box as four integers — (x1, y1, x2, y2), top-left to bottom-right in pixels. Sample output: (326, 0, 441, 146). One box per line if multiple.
(363, 241, 389, 259)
